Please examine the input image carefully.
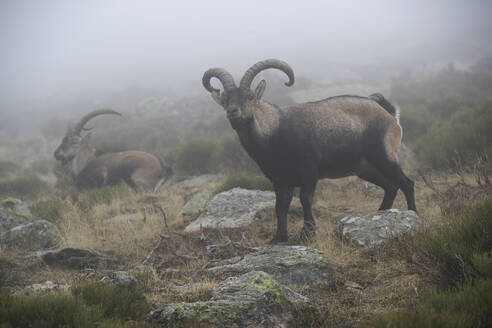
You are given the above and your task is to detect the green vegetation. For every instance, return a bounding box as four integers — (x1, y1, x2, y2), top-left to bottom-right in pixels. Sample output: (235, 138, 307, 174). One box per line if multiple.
(0, 174, 50, 200)
(414, 101, 492, 170)
(415, 198, 492, 285)
(0, 281, 150, 328)
(167, 135, 257, 176)
(215, 174, 273, 194)
(391, 61, 492, 144)
(362, 199, 492, 327)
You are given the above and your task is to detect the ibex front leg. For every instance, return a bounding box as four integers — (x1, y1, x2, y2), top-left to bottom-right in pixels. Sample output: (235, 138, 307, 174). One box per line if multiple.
(271, 185, 294, 243)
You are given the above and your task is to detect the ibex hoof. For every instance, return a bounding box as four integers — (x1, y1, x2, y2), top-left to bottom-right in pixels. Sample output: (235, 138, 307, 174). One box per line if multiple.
(270, 234, 288, 244)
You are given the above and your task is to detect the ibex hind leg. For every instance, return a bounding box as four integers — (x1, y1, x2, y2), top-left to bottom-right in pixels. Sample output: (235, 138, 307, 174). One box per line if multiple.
(366, 154, 416, 212)
(357, 167, 398, 210)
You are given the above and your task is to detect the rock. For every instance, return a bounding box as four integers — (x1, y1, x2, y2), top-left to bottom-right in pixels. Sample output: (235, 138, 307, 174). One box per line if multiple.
(101, 271, 139, 291)
(181, 190, 214, 220)
(184, 188, 279, 233)
(0, 198, 33, 234)
(204, 245, 336, 286)
(338, 209, 421, 246)
(42, 247, 113, 269)
(25, 280, 69, 294)
(0, 198, 33, 219)
(1, 220, 61, 250)
(152, 271, 307, 328)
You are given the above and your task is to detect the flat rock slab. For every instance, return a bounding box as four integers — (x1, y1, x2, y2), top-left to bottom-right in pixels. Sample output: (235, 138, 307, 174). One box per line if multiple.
(338, 209, 421, 246)
(152, 271, 307, 328)
(204, 245, 336, 286)
(42, 247, 114, 269)
(1, 220, 61, 250)
(184, 188, 278, 233)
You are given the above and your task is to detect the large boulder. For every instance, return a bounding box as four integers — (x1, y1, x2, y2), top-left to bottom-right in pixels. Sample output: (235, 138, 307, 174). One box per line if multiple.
(338, 209, 421, 246)
(0, 198, 33, 234)
(151, 271, 307, 328)
(1, 220, 61, 250)
(42, 247, 114, 269)
(204, 245, 336, 286)
(184, 188, 281, 233)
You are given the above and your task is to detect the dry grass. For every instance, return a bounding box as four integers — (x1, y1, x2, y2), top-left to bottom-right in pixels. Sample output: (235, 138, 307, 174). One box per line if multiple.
(3, 171, 485, 327)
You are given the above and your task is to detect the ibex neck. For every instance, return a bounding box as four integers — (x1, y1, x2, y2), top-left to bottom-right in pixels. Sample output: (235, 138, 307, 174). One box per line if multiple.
(71, 145, 96, 177)
(235, 102, 280, 166)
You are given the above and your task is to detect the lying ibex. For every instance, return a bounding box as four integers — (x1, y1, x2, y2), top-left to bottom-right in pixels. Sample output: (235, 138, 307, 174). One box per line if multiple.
(203, 59, 416, 242)
(54, 109, 171, 192)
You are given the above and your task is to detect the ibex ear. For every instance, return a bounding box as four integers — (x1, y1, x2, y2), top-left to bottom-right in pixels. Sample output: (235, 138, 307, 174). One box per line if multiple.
(255, 80, 266, 100)
(211, 91, 223, 106)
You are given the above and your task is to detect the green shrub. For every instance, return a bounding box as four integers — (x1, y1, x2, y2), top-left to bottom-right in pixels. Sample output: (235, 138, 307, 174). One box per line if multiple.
(362, 278, 492, 328)
(0, 174, 50, 200)
(0, 291, 105, 328)
(415, 198, 492, 285)
(215, 174, 274, 194)
(71, 280, 149, 321)
(166, 138, 220, 176)
(414, 101, 492, 170)
(0, 280, 151, 327)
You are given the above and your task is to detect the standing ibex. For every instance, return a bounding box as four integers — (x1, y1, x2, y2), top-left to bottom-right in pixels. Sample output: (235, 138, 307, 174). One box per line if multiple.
(54, 109, 171, 192)
(203, 59, 416, 242)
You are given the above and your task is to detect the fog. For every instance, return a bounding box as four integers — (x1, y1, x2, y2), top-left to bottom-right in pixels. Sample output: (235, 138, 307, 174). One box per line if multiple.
(1, 0, 492, 113)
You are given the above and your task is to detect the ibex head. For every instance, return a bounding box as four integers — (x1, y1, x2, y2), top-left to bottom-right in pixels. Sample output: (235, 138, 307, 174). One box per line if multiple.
(202, 59, 294, 128)
(54, 109, 121, 165)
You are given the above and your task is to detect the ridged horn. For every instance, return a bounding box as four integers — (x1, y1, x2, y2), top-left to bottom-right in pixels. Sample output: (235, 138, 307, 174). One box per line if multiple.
(239, 59, 295, 91)
(73, 109, 122, 135)
(202, 68, 236, 93)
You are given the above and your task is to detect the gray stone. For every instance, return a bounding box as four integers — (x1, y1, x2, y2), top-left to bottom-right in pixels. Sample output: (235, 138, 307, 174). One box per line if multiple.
(184, 188, 280, 232)
(181, 190, 214, 219)
(101, 271, 138, 291)
(1, 220, 61, 250)
(152, 271, 307, 328)
(204, 245, 336, 286)
(25, 280, 69, 294)
(42, 247, 113, 269)
(338, 209, 421, 246)
(0, 198, 33, 234)
(0, 198, 33, 219)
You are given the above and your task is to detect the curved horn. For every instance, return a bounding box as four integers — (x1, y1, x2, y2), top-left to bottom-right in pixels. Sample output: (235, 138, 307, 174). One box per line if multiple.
(202, 68, 236, 93)
(239, 59, 295, 91)
(73, 109, 122, 135)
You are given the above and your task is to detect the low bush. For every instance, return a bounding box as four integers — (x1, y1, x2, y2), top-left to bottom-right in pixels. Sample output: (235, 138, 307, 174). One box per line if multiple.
(71, 280, 149, 321)
(0, 174, 50, 200)
(414, 101, 492, 170)
(215, 174, 274, 194)
(30, 196, 68, 225)
(166, 138, 220, 176)
(415, 198, 492, 285)
(362, 278, 492, 328)
(0, 280, 151, 327)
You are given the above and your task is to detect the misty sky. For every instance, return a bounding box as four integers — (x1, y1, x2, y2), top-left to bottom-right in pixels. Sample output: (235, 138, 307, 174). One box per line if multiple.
(1, 0, 491, 109)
